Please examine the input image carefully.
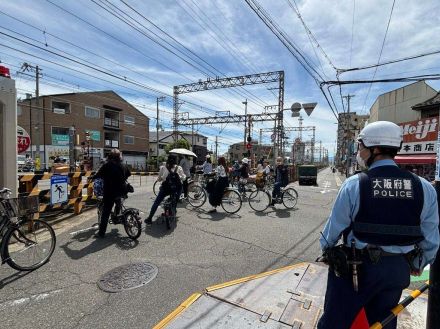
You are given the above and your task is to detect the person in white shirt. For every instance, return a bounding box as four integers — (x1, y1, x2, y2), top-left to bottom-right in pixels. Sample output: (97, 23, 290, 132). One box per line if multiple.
(145, 155, 185, 225)
(207, 156, 229, 213)
(179, 155, 191, 198)
(200, 155, 213, 175)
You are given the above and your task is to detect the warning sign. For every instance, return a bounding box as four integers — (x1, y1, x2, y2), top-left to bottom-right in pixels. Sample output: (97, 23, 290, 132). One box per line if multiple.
(50, 175, 68, 205)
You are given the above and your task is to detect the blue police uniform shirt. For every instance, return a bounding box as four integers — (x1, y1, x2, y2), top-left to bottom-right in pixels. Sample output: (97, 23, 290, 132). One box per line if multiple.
(320, 159, 440, 269)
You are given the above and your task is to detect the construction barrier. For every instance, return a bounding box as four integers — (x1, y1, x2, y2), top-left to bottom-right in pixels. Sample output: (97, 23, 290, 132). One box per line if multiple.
(17, 171, 158, 218)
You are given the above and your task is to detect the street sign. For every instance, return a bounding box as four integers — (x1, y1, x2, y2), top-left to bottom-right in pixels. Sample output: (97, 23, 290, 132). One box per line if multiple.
(246, 143, 252, 150)
(51, 175, 68, 205)
(302, 103, 317, 116)
(17, 125, 31, 154)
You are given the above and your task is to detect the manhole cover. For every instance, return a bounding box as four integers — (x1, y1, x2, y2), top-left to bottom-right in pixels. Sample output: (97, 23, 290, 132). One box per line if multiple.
(97, 262, 158, 293)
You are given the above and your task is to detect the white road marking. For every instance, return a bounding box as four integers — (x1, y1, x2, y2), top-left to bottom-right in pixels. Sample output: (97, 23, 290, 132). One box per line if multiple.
(0, 289, 63, 310)
(70, 225, 97, 236)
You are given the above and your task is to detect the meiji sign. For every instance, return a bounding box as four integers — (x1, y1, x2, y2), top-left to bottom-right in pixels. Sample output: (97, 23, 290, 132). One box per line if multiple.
(399, 117, 438, 155)
(400, 117, 438, 143)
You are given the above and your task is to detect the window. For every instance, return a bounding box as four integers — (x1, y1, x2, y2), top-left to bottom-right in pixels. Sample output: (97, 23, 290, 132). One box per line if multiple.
(124, 115, 135, 125)
(17, 106, 22, 116)
(85, 106, 100, 119)
(124, 135, 134, 144)
(52, 101, 70, 114)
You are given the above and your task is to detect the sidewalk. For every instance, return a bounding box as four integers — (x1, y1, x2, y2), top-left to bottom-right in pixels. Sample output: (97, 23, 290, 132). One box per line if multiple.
(154, 262, 427, 328)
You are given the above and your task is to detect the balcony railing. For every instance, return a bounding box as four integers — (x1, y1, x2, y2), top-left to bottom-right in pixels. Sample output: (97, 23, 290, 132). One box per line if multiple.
(104, 117, 120, 128)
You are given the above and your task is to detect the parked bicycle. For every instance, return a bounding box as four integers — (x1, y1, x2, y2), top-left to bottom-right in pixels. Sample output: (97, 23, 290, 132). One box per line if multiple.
(0, 188, 56, 271)
(97, 196, 142, 240)
(188, 173, 242, 214)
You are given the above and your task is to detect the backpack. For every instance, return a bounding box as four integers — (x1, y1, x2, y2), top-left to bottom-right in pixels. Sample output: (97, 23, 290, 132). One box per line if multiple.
(93, 178, 104, 197)
(164, 168, 182, 195)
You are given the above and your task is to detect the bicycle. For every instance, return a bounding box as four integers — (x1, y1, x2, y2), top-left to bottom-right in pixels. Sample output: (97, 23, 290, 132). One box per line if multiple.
(188, 173, 242, 214)
(0, 188, 56, 271)
(153, 177, 205, 208)
(158, 195, 177, 230)
(248, 185, 298, 212)
(97, 196, 142, 240)
(231, 178, 257, 199)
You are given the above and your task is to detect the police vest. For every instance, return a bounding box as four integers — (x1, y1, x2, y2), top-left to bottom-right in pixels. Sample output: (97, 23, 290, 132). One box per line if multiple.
(352, 165, 424, 246)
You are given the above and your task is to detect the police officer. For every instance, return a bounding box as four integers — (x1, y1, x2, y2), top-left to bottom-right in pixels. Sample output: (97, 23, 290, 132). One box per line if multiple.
(318, 121, 439, 329)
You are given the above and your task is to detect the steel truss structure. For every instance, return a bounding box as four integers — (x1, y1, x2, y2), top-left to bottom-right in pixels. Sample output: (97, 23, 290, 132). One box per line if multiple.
(173, 71, 285, 156)
(260, 126, 316, 162)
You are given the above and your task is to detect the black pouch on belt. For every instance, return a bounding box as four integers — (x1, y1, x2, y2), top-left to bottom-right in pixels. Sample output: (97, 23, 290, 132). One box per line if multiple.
(323, 245, 350, 278)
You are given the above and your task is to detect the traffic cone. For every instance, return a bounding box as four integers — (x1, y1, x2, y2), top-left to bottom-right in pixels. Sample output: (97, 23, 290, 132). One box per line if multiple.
(350, 308, 369, 329)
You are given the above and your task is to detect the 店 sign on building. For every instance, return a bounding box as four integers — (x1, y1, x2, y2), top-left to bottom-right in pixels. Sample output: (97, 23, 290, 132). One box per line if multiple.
(398, 117, 438, 155)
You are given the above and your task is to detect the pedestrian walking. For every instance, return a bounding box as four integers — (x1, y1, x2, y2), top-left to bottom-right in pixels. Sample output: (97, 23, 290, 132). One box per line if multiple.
(179, 155, 191, 198)
(207, 157, 229, 213)
(317, 121, 440, 329)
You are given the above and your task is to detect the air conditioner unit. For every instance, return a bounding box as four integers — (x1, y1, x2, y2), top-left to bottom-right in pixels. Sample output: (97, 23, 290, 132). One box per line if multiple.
(53, 108, 65, 114)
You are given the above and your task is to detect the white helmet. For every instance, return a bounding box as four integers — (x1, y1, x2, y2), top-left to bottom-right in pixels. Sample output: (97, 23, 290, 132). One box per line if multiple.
(242, 158, 249, 164)
(357, 121, 402, 149)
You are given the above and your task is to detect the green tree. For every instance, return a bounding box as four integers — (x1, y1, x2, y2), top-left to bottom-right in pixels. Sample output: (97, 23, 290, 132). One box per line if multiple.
(164, 139, 191, 153)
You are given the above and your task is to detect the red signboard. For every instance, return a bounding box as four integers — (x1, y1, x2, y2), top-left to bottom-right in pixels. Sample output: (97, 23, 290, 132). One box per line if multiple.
(246, 143, 252, 150)
(398, 117, 438, 155)
(17, 126, 31, 154)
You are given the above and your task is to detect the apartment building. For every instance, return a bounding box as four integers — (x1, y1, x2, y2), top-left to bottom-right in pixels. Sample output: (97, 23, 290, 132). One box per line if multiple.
(149, 131, 208, 164)
(18, 90, 149, 170)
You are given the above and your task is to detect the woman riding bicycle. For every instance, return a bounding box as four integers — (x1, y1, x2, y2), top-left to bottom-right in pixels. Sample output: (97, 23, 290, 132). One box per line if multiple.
(207, 157, 229, 213)
(144, 155, 185, 225)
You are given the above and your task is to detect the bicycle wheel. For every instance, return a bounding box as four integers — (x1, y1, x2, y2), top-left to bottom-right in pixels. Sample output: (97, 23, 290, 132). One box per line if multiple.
(2, 219, 56, 271)
(282, 188, 298, 209)
(187, 184, 206, 208)
(248, 190, 270, 212)
(289, 187, 299, 199)
(221, 189, 242, 214)
(123, 209, 142, 240)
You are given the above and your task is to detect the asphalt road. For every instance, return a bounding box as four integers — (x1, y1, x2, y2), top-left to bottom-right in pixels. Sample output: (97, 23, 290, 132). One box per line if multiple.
(0, 167, 342, 329)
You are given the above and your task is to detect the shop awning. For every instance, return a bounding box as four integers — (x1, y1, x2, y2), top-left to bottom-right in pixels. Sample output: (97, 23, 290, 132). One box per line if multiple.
(394, 154, 436, 164)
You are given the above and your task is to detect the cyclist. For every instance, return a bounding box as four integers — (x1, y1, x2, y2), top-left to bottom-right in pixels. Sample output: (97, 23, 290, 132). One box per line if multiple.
(238, 158, 250, 193)
(144, 155, 185, 225)
(93, 149, 131, 238)
(200, 155, 213, 175)
(206, 157, 229, 213)
(232, 160, 240, 183)
(271, 157, 289, 206)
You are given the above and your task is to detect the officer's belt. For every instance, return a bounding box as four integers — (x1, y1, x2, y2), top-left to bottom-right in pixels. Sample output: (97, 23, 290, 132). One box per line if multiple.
(353, 246, 406, 257)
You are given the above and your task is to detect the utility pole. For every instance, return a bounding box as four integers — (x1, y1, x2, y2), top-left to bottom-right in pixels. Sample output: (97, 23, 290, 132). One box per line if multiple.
(156, 96, 165, 170)
(342, 94, 355, 176)
(242, 99, 248, 146)
(215, 136, 218, 163)
(21, 64, 41, 170)
(319, 141, 322, 163)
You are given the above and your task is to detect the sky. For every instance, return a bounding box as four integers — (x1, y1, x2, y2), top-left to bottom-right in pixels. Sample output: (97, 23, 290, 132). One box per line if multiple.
(1, 0, 440, 159)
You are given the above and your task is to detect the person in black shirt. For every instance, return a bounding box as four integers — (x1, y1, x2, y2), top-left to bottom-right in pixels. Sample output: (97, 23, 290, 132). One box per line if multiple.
(271, 157, 289, 206)
(93, 149, 131, 237)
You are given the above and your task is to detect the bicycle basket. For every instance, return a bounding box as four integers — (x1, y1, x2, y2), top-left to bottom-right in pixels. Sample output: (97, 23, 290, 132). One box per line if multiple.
(0, 196, 40, 217)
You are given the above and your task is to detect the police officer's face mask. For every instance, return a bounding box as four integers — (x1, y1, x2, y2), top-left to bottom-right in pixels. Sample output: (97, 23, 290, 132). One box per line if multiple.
(356, 145, 370, 169)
